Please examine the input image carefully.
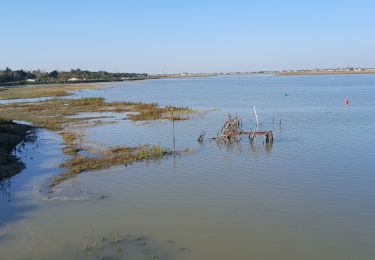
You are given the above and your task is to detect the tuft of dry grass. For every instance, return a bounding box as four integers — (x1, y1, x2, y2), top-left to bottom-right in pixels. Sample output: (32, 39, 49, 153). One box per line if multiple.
(60, 131, 76, 143)
(127, 104, 192, 121)
(62, 146, 81, 155)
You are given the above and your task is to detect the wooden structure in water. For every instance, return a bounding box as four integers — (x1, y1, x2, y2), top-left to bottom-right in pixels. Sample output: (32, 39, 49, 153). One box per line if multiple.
(198, 113, 273, 144)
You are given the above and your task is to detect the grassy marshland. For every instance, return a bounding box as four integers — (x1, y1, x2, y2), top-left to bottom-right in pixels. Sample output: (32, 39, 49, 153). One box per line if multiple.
(0, 120, 34, 179)
(0, 97, 192, 186)
(0, 97, 192, 131)
(0, 84, 101, 99)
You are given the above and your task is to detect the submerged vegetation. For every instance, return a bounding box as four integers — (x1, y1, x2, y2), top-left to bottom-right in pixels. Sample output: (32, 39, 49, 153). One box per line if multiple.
(60, 131, 82, 155)
(0, 120, 34, 179)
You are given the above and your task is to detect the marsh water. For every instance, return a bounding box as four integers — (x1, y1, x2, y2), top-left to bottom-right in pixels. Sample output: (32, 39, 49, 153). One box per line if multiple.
(1, 75, 375, 259)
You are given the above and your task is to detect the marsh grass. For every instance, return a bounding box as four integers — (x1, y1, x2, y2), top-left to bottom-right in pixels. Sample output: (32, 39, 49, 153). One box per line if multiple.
(0, 84, 100, 99)
(0, 98, 192, 131)
(127, 104, 192, 121)
(0, 97, 192, 186)
(62, 146, 81, 155)
(50, 145, 170, 187)
(60, 131, 76, 143)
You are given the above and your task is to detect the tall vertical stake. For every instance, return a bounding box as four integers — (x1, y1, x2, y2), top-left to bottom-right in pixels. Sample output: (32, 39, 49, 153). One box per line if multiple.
(172, 108, 176, 157)
(171, 108, 176, 173)
(254, 106, 259, 125)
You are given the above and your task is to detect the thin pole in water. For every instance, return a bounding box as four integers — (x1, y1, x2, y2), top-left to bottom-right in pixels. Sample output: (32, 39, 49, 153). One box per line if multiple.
(171, 109, 176, 157)
(254, 106, 259, 125)
(279, 114, 282, 126)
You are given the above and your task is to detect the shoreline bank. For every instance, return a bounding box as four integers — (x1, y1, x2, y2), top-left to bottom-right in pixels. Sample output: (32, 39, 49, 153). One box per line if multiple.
(0, 120, 34, 180)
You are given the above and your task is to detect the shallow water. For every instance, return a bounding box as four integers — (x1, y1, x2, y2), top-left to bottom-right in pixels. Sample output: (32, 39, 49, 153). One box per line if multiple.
(1, 75, 375, 259)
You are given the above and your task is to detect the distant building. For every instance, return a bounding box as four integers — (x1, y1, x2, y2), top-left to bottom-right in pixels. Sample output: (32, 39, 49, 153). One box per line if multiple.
(68, 77, 80, 81)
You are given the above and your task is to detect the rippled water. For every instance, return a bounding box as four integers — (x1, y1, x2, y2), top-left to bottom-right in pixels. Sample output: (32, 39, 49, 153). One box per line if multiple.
(1, 75, 375, 259)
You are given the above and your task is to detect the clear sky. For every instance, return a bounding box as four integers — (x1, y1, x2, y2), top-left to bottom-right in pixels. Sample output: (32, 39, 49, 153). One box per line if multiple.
(1, 0, 374, 74)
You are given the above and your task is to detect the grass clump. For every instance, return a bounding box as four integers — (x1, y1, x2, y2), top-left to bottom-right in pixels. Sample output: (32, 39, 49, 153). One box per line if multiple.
(49, 145, 170, 187)
(127, 104, 192, 121)
(60, 131, 76, 143)
(62, 146, 81, 155)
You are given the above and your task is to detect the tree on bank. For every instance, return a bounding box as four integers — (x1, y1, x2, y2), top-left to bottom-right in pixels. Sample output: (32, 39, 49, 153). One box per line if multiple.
(0, 68, 149, 84)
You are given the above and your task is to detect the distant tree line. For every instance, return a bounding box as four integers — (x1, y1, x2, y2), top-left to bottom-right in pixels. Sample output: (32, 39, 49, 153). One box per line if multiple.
(0, 67, 149, 85)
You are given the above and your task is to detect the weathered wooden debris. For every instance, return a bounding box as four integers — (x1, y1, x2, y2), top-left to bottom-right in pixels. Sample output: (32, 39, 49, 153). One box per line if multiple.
(216, 113, 242, 143)
(198, 113, 273, 144)
(197, 130, 206, 143)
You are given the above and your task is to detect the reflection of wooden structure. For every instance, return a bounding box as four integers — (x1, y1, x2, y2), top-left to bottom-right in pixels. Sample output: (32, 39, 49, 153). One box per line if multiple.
(247, 130, 273, 143)
(199, 113, 273, 144)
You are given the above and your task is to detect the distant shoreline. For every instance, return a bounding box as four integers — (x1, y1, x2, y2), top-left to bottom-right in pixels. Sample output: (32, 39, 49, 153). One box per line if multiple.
(276, 69, 375, 76)
(2, 70, 375, 89)
(157, 70, 375, 78)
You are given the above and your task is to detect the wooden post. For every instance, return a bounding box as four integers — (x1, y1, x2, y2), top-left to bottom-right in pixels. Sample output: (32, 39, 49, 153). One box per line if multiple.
(266, 131, 273, 143)
(279, 114, 282, 126)
(171, 108, 176, 157)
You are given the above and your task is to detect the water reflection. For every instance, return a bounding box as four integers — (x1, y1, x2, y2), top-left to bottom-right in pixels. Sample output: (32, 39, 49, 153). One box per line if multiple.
(216, 141, 242, 152)
(265, 140, 273, 153)
(0, 179, 12, 202)
(250, 140, 273, 154)
(0, 128, 37, 185)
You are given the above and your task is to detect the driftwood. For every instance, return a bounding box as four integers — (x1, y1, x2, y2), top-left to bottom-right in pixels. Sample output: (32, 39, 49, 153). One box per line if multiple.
(197, 130, 206, 143)
(199, 113, 273, 144)
(216, 114, 242, 143)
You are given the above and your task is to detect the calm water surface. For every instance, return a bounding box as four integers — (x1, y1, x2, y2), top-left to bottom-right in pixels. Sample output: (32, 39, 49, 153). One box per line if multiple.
(1, 75, 375, 259)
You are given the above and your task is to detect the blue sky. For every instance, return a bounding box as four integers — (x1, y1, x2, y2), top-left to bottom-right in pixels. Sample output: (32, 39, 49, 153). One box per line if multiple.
(1, 0, 374, 73)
